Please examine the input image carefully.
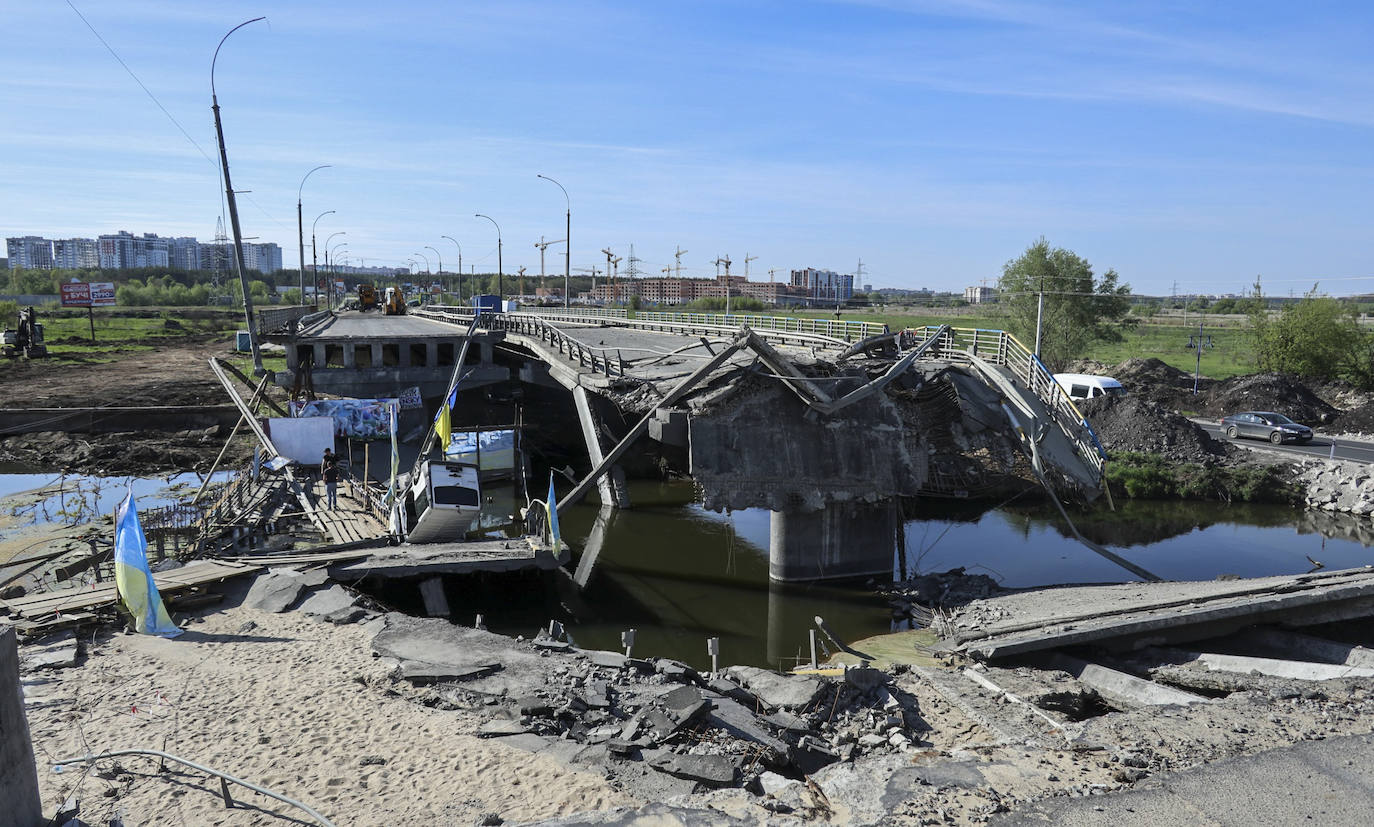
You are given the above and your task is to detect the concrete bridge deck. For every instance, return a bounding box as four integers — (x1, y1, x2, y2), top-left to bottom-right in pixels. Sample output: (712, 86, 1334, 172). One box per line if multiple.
(275, 307, 1110, 581)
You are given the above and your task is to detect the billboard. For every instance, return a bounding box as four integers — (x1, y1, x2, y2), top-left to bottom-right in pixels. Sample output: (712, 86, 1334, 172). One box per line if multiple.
(60, 282, 92, 307)
(90, 282, 116, 306)
(59, 281, 117, 307)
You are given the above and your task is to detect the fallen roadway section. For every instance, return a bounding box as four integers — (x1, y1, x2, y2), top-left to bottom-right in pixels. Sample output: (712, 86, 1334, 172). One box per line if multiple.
(939, 566, 1374, 660)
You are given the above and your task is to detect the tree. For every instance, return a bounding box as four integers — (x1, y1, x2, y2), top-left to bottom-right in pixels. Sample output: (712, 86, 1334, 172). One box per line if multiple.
(1249, 285, 1373, 386)
(995, 238, 1135, 371)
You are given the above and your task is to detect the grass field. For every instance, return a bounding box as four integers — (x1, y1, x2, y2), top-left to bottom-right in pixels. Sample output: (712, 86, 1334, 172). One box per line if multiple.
(798, 307, 1257, 379)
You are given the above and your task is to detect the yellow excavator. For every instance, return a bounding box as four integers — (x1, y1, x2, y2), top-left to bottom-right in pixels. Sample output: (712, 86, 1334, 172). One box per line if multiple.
(383, 286, 407, 315)
(357, 284, 378, 311)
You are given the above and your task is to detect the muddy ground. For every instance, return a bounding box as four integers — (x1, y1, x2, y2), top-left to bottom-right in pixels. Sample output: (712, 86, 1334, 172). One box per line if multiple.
(0, 333, 257, 475)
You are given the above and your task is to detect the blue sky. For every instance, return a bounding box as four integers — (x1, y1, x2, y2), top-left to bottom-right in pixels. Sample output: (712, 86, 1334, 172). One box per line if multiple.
(2, 1, 1371, 295)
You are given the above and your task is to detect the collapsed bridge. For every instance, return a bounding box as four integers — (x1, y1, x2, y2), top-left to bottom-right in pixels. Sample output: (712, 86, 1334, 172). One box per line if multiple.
(274, 307, 1111, 581)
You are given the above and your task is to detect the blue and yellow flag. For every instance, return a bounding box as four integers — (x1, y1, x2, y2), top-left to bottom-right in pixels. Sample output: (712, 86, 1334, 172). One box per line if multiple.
(546, 472, 561, 554)
(114, 491, 181, 638)
(435, 402, 452, 453)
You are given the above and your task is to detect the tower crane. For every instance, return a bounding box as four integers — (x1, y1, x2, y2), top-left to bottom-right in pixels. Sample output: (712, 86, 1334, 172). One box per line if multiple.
(535, 235, 565, 291)
(674, 246, 688, 279)
(744, 253, 758, 278)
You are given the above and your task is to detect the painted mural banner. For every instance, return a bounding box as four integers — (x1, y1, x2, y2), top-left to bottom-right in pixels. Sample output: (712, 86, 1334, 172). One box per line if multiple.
(291, 398, 399, 440)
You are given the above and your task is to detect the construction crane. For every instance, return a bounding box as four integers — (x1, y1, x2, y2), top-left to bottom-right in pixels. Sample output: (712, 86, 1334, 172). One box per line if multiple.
(744, 253, 758, 278)
(674, 246, 688, 278)
(535, 235, 565, 292)
(713, 255, 732, 278)
(601, 247, 615, 305)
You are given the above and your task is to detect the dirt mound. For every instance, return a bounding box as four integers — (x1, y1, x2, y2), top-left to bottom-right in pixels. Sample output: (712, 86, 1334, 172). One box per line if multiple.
(1080, 394, 1233, 463)
(1198, 373, 1339, 425)
(1113, 358, 1198, 390)
(1305, 379, 1374, 435)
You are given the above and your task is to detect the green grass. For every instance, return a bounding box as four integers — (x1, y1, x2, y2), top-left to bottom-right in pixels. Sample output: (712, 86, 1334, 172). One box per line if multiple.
(798, 307, 1259, 379)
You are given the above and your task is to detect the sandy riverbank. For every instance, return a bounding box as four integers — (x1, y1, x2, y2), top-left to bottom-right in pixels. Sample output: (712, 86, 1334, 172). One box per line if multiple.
(24, 583, 634, 826)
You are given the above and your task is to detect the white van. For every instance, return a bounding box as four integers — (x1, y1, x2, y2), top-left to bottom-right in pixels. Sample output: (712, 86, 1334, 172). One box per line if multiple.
(1053, 373, 1127, 401)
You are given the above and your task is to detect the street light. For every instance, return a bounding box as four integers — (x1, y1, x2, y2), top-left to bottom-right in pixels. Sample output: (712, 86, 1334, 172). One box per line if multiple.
(311, 210, 335, 307)
(413, 251, 430, 274)
(537, 174, 571, 309)
(296, 164, 331, 305)
(324, 231, 345, 306)
(211, 16, 266, 375)
(474, 214, 503, 300)
(425, 246, 442, 278)
(441, 235, 462, 302)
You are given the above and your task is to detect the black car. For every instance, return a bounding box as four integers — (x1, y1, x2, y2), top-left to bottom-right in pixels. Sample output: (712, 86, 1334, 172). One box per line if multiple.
(1219, 411, 1313, 444)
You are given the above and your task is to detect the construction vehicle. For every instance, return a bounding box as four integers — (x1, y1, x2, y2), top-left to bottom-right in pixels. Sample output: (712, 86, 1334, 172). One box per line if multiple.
(383, 286, 407, 315)
(357, 283, 378, 311)
(2, 307, 47, 359)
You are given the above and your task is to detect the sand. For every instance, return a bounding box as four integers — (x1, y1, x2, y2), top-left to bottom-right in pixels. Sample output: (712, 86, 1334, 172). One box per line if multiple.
(24, 591, 635, 826)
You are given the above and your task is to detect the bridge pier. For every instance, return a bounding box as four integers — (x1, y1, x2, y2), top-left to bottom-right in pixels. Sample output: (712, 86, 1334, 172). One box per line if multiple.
(768, 502, 897, 582)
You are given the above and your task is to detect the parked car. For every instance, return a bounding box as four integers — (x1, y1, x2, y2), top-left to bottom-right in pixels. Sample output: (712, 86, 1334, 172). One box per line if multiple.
(1053, 373, 1128, 401)
(1219, 411, 1313, 444)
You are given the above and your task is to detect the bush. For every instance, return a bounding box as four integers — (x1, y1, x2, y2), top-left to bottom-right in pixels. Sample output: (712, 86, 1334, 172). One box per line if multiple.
(1107, 452, 1296, 503)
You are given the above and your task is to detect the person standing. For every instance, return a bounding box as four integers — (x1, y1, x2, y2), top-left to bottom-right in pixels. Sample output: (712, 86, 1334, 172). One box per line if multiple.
(322, 448, 339, 510)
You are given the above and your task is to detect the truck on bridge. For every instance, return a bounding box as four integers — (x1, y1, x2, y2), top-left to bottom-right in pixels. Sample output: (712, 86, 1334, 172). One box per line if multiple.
(357, 283, 378, 311)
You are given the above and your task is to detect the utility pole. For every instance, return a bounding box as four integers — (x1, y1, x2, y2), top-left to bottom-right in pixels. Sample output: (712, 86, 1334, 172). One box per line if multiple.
(517, 265, 526, 298)
(674, 246, 687, 279)
(1187, 321, 1214, 396)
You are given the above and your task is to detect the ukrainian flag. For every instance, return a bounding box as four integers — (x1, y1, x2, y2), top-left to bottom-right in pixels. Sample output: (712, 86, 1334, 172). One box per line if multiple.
(114, 491, 182, 638)
(546, 472, 561, 554)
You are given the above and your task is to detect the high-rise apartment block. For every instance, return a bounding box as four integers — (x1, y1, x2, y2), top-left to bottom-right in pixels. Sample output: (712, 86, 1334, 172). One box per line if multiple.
(789, 268, 854, 302)
(3, 231, 282, 273)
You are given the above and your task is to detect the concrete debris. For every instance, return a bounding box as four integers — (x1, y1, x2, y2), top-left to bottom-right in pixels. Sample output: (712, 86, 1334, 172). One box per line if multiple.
(647, 752, 736, 786)
(19, 631, 80, 671)
(294, 584, 357, 618)
(1294, 459, 1374, 516)
(723, 665, 826, 710)
(241, 568, 312, 613)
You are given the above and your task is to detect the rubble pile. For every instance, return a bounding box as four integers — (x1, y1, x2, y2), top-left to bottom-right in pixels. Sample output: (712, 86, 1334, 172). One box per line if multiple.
(883, 568, 1010, 628)
(1198, 373, 1339, 424)
(373, 616, 929, 801)
(1079, 395, 1233, 464)
(1292, 459, 1374, 516)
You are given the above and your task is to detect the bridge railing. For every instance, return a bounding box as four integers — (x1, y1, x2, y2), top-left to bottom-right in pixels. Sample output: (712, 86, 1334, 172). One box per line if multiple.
(258, 305, 317, 334)
(520, 307, 884, 342)
(915, 326, 1106, 478)
(416, 307, 627, 377)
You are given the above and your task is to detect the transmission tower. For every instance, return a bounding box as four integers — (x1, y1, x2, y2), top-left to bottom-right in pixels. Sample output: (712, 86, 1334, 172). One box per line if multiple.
(625, 244, 642, 280)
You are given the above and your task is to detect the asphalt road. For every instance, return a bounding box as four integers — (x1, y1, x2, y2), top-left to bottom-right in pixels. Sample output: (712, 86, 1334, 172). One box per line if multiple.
(1195, 422, 1374, 464)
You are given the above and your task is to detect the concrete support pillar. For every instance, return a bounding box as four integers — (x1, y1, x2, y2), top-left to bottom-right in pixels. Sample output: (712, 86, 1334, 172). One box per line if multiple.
(768, 501, 897, 582)
(572, 386, 631, 508)
(370, 344, 383, 369)
(418, 577, 451, 617)
(426, 342, 438, 369)
(343, 343, 356, 368)
(479, 342, 494, 364)
(312, 344, 327, 371)
(1, 629, 42, 827)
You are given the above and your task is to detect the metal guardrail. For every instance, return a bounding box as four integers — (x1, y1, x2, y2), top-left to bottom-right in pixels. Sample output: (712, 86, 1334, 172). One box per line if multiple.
(522, 307, 884, 341)
(413, 307, 627, 377)
(913, 326, 1106, 478)
(257, 305, 316, 334)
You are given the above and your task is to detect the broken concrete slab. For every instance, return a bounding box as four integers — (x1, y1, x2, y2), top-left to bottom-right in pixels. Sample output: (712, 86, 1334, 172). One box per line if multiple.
(370, 613, 567, 697)
(1037, 652, 1211, 709)
(242, 568, 311, 613)
(647, 752, 736, 786)
(477, 719, 532, 738)
(295, 584, 356, 618)
(1217, 626, 1374, 669)
(584, 650, 628, 670)
(18, 631, 79, 671)
(703, 695, 789, 763)
(724, 665, 826, 710)
(1163, 649, 1374, 681)
(396, 659, 502, 684)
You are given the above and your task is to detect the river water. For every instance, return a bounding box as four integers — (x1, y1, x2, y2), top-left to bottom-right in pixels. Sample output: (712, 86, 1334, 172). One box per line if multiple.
(538, 481, 1374, 671)
(6, 473, 1371, 672)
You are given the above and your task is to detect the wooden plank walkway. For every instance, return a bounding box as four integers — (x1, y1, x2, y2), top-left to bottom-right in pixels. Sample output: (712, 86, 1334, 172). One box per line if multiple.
(0, 560, 261, 619)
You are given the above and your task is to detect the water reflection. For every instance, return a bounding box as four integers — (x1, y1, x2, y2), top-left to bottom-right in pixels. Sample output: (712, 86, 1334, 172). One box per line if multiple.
(557, 483, 1374, 668)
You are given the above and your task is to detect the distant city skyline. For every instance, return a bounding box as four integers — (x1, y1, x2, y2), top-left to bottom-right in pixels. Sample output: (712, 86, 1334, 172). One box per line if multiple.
(2, 2, 1370, 296)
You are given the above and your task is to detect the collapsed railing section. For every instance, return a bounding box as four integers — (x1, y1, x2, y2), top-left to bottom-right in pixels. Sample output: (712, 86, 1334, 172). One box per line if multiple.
(413, 307, 628, 378)
(257, 305, 316, 335)
(913, 326, 1106, 481)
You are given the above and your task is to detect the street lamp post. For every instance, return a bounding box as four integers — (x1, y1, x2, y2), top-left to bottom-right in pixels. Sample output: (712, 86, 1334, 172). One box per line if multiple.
(425, 246, 442, 278)
(211, 16, 266, 375)
(296, 164, 331, 305)
(413, 251, 430, 274)
(537, 174, 571, 308)
(474, 214, 503, 301)
(311, 210, 334, 308)
(326, 243, 347, 300)
(440, 235, 462, 302)
(324, 231, 345, 307)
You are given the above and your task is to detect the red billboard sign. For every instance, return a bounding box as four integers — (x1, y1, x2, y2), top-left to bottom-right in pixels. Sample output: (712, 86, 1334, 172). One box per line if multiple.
(60, 282, 92, 307)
